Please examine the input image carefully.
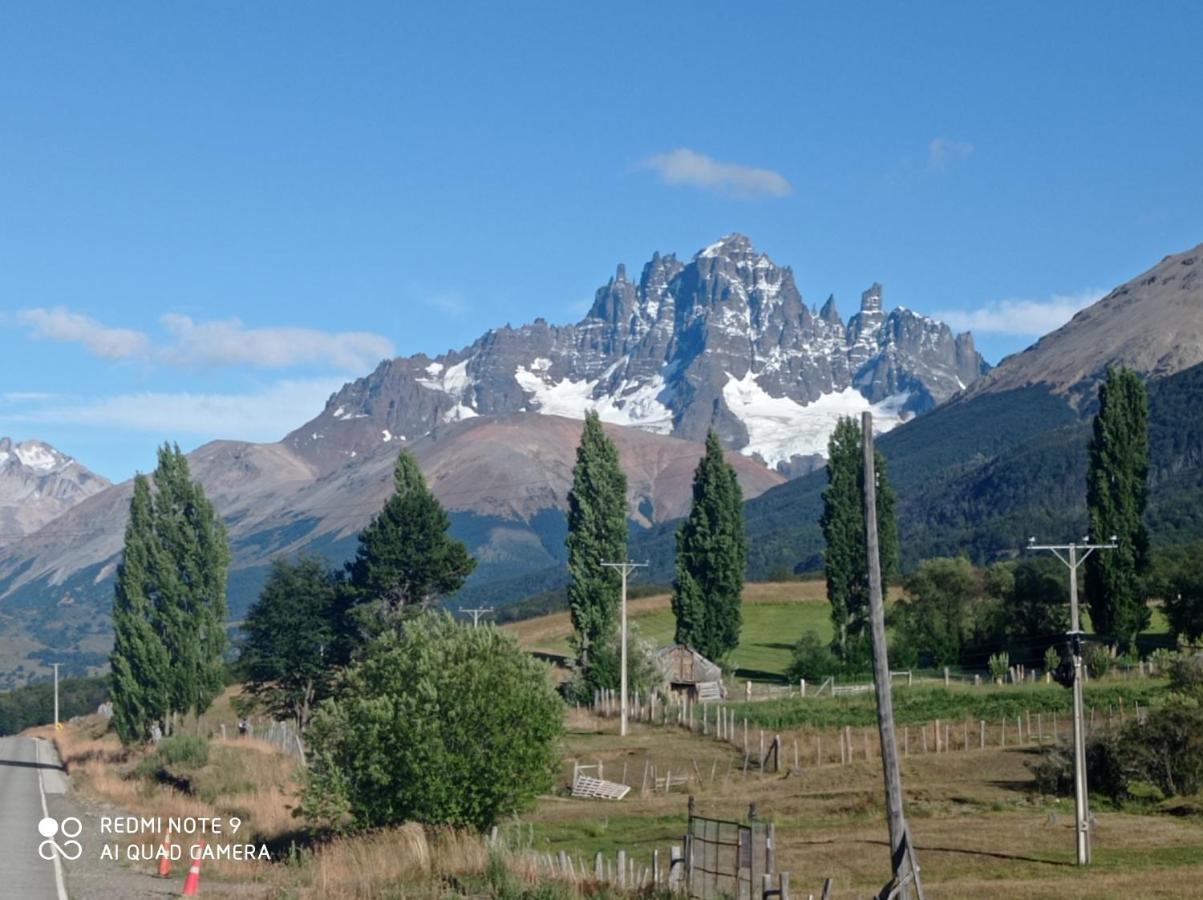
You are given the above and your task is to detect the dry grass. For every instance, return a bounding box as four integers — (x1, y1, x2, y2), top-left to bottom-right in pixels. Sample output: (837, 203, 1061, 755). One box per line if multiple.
(532, 710, 1203, 898)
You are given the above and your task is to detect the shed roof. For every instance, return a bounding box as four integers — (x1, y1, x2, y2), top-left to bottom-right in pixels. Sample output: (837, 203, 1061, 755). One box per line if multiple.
(656, 644, 723, 684)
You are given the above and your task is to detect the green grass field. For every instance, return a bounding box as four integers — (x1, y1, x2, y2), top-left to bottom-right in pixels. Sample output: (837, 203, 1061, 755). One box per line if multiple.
(507, 582, 833, 680)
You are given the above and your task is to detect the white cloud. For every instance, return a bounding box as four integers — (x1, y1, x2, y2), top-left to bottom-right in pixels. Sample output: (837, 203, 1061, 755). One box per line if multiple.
(420, 293, 468, 318)
(928, 137, 974, 169)
(7, 378, 348, 441)
(934, 289, 1104, 336)
(17, 307, 149, 359)
(15, 307, 393, 372)
(158, 314, 393, 371)
(639, 148, 791, 199)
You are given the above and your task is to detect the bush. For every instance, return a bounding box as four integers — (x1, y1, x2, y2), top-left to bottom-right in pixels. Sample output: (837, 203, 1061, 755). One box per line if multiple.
(1168, 654, 1203, 697)
(1043, 645, 1061, 675)
(987, 652, 1010, 681)
(1030, 700, 1203, 801)
(303, 613, 563, 832)
(1083, 643, 1113, 679)
(1030, 728, 1134, 799)
(786, 631, 838, 682)
(156, 734, 210, 768)
(1125, 701, 1203, 797)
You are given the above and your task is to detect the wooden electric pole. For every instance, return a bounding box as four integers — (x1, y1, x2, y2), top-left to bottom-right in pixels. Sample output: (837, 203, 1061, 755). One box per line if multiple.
(601, 560, 647, 737)
(1027, 535, 1116, 865)
(862, 412, 923, 900)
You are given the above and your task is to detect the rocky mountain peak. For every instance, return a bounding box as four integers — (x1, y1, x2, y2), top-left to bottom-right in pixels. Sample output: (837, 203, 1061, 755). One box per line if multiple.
(287, 237, 988, 476)
(0, 438, 110, 547)
(860, 282, 883, 313)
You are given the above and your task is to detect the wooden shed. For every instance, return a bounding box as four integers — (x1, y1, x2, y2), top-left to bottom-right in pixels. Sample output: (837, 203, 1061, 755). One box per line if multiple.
(656, 644, 725, 701)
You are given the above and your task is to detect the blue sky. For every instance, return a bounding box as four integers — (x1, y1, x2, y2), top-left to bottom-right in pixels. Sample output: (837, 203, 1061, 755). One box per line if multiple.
(2, 1, 1201, 481)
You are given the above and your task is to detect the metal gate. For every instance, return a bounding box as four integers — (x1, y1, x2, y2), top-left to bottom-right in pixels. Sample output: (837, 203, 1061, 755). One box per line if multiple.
(685, 810, 773, 900)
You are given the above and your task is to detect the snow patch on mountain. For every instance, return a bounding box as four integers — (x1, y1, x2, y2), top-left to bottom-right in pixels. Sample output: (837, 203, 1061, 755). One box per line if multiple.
(722, 372, 912, 469)
(514, 365, 675, 434)
(13, 443, 62, 472)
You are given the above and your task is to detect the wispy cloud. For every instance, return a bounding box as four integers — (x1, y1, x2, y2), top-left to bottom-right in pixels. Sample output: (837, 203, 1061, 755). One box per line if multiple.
(639, 148, 791, 199)
(420, 293, 468, 318)
(6, 378, 349, 440)
(14, 307, 393, 372)
(158, 314, 393, 371)
(17, 307, 150, 359)
(928, 137, 974, 170)
(934, 289, 1104, 336)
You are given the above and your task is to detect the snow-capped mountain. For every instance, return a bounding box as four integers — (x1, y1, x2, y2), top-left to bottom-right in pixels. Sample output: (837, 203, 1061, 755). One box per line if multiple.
(288, 234, 988, 475)
(0, 438, 110, 547)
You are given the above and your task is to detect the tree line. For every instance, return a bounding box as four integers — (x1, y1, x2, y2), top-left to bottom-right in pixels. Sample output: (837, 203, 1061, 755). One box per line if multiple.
(793, 366, 1202, 681)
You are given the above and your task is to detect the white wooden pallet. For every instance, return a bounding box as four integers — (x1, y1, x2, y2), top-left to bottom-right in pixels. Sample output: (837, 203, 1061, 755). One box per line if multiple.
(572, 775, 631, 800)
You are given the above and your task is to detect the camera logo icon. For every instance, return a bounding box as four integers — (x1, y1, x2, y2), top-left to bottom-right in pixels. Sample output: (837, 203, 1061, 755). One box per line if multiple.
(37, 816, 83, 861)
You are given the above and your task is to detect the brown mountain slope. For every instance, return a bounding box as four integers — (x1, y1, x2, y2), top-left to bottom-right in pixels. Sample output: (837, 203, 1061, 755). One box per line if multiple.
(0, 415, 782, 614)
(962, 241, 1203, 402)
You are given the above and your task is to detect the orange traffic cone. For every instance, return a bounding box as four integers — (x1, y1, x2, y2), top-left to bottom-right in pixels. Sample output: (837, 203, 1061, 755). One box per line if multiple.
(181, 842, 204, 896)
(158, 829, 173, 877)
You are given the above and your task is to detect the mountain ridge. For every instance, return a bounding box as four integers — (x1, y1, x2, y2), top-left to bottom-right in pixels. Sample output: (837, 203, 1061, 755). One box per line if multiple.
(285, 234, 988, 477)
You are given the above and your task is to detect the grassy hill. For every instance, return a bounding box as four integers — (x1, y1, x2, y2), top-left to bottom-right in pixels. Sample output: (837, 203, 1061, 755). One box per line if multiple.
(503, 580, 833, 680)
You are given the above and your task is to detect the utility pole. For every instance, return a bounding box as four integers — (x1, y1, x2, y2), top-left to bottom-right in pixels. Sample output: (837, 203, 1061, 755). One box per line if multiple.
(862, 413, 922, 900)
(601, 560, 647, 737)
(1027, 535, 1116, 866)
(52, 663, 60, 732)
(461, 607, 494, 628)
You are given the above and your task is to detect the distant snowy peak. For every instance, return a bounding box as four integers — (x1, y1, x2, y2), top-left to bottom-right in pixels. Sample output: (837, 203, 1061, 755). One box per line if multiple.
(0, 438, 111, 547)
(286, 236, 988, 476)
(0, 438, 72, 474)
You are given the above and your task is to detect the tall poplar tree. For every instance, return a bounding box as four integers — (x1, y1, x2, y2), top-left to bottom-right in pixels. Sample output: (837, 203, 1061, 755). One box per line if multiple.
(149, 444, 230, 719)
(1085, 366, 1151, 649)
(109, 475, 171, 744)
(819, 417, 898, 669)
(346, 450, 475, 631)
(565, 411, 628, 696)
(672, 431, 746, 661)
(109, 444, 230, 743)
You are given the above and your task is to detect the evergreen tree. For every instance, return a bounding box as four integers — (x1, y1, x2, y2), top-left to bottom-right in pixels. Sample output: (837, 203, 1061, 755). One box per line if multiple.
(346, 450, 475, 630)
(565, 411, 628, 695)
(150, 444, 230, 719)
(240, 555, 342, 732)
(109, 445, 229, 744)
(819, 417, 898, 669)
(1085, 367, 1151, 649)
(672, 431, 746, 661)
(109, 475, 171, 744)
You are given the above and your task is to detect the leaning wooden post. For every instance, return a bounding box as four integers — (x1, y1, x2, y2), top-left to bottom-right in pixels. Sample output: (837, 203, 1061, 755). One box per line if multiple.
(860, 412, 923, 899)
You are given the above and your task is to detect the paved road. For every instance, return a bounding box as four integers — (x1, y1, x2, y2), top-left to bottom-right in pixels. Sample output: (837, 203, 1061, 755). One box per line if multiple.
(0, 735, 67, 900)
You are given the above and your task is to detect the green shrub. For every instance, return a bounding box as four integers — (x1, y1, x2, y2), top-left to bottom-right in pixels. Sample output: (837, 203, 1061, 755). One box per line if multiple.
(1168, 654, 1203, 697)
(1083, 643, 1113, 679)
(1031, 700, 1203, 801)
(1030, 728, 1134, 799)
(155, 734, 210, 768)
(302, 613, 563, 832)
(987, 651, 1010, 681)
(1043, 645, 1061, 675)
(786, 631, 838, 682)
